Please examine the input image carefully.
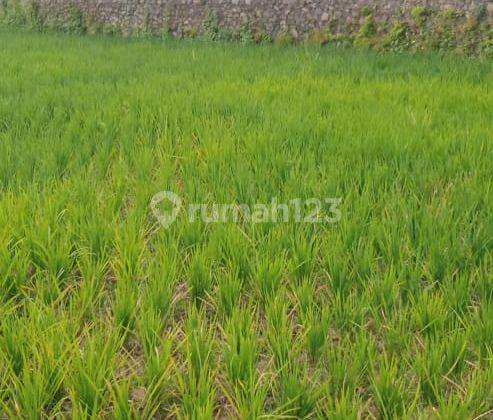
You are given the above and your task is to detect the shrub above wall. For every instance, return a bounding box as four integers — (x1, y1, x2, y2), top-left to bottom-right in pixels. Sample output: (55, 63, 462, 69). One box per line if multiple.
(0, 0, 492, 56)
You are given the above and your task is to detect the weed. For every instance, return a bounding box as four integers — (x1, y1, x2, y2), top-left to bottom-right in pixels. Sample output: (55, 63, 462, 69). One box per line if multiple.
(203, 10, 220, 41)
(274, 30, 294, 46)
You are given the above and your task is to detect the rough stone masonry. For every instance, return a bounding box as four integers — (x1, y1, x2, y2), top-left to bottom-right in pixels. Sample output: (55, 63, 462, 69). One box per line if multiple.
(36, 0, 492, 38)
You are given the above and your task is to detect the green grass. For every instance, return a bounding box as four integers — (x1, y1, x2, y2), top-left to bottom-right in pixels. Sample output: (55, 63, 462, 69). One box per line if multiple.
(0, 30, 492, 418)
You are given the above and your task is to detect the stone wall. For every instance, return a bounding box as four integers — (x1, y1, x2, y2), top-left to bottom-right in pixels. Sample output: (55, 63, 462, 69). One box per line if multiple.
(12, 0, 493, 38)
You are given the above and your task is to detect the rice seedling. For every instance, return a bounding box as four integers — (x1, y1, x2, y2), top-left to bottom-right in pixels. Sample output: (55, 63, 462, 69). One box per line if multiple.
(0, 29, 492, 417)
(177, 308, 216, 418)
(68, 327, 123, 416)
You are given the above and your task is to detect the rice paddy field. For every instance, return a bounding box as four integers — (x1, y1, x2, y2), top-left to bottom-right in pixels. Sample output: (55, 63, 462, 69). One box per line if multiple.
(0, 30, 493, 418)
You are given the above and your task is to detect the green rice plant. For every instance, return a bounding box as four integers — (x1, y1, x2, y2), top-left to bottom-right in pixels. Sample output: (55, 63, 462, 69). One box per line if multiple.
(224, 374, 269, 419)
(433, 392, 475, 419)
(215, 225, 252, 279)
(322, 237, 352, 294)
(109, 379, 136, 420)
(0, 30, 491, 417)
(114, 276, 138, 331)
(75, 209, 114, 262)
(143, 251, 177, 319)
(176, 308, 216, 419)
(412, 332, 467, 404)
(68, 327, 123, 416)
(6, 336, 67, 417)
(293, 277, 317, 318)
(0, 317, 26, 377)
(223, 307, 258, 386)
(329, 289, 369, 330)
(7, 364, 60, 418)
(367, 266, 402, 315)
(275, 365, 320, 418)
(135, 309, 174, 417)
(326, 332, 376, 396)
(216, 266, 243, 318)
(1, 305, 72, 417)
(27, 219, 76, 284)
(291, 231, 318, 281)
(0, 238, 29, 303)
(252, 255, 285, 305)
(410, 291, 448, 336)
(71, 254, 106, 322)
(137, 308, 172, 389)
(384, 309, 414, 356)
(370, 355, 409, 418)
(302, 304, 330, 360)
(188, 250, 214, 305)
(221, 307, 269, 416)
(113, 223, 147, 282)
(473, 304, 493, 360)
(316, 388, 362, 419)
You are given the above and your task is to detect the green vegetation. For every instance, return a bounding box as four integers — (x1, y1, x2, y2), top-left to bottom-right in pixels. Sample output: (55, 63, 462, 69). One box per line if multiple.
(346, 6, 492, 57)
(1, 0, 492, 57)
(0, 30, 492, 417)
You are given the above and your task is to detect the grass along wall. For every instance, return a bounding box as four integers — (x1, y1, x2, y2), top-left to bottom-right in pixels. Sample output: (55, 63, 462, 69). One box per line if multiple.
(0, 0, 492, 55)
